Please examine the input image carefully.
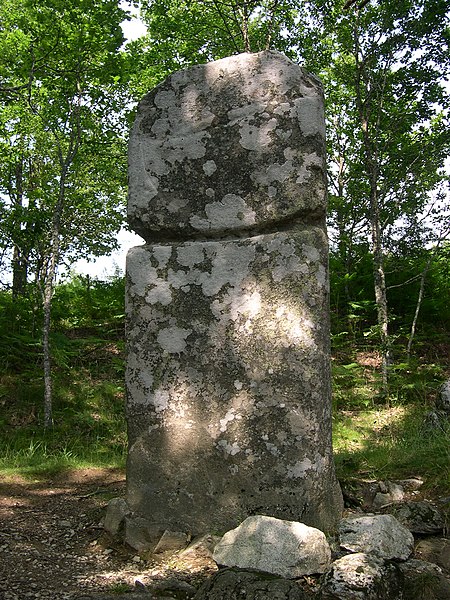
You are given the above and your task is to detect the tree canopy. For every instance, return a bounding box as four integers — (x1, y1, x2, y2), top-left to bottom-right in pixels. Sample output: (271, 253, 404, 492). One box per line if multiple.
(0, 0, 449, 416)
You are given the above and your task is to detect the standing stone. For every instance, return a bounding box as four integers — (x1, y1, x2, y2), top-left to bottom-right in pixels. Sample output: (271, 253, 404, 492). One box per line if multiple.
(125, 50, 342, 547)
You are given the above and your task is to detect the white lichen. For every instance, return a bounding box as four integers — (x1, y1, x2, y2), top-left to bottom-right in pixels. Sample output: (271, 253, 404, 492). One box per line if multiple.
(157, 326, 191, 353)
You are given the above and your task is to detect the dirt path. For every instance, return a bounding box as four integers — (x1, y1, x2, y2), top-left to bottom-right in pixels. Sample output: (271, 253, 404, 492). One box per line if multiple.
(0, 468, 214, 599)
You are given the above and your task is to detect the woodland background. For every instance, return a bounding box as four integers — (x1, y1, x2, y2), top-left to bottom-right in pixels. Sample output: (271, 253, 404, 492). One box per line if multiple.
(0, 0, 449, 493)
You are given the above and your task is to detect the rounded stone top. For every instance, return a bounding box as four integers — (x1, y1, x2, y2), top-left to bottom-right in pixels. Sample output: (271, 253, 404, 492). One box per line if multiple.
(128, 50, 327, 241)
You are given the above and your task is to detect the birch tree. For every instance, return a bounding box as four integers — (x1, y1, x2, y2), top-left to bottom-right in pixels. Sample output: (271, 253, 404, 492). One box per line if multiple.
(0, 0, 129, 426)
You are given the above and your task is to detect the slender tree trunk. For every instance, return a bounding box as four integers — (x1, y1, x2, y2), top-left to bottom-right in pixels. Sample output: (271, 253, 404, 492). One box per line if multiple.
(407, 233, 448, 360)
(11, 159, 29, 298)
(42, 218, 61, 429)
(12, 247, 28, 298)
(42, 166, 68, 428)
(369, 181, 390, 393)
(238, 2, 251, 51)
(41, 105, 81, 428)
(406, 258, 430, 362)
(42, 272, 54, 428)
(353, 18, 390, 396)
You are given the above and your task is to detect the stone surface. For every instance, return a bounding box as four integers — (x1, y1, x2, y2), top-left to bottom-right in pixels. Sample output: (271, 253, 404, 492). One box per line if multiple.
(180, 534, 222, 559)
(213, 515, 331, 578)
(437, 379, 450, 413)
(125, 50, 342, 539)
(123, 516, 166, 552)
(103, 497, 130, 536)
(372, 481, 405, 508)
(339, 514, 414, 560)
(128, 50, 327, 240)
(382, 501, 445, 535)
(340, 479, 422, 510)
(422, 410, 449, 432)
(148, 577, 197, 599)
(194, 568, 313, 600)
(320, 553, 401, 600)
(154, 529, 191, 553)
(414, 538, 450, 573)
(398, 559, 450, 600)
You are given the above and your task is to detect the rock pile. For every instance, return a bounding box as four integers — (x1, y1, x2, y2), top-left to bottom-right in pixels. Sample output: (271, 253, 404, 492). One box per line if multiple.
(193, 509, 449, 600)
(104, 478, 449, 599)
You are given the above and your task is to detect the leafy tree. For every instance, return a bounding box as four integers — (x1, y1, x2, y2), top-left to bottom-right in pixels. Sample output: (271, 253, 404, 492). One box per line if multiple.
(320, 0, 450, 392)
(124, 0, 304, 100)
(0, 0, 130, 425)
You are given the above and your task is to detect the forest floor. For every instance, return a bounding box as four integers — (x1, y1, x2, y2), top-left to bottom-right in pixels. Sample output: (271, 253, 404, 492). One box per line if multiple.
(0, 468, 217, 600)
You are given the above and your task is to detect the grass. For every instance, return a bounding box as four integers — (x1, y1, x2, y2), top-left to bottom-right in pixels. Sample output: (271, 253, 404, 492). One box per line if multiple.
(331, 346, 450, 494)
(0, 332, 448, 495)
(333, 405, 450, 492)
(0, 362, 127, 479)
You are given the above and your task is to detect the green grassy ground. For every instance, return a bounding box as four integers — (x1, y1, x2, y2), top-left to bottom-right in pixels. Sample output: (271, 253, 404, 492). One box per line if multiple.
(0, 334, 448, 495)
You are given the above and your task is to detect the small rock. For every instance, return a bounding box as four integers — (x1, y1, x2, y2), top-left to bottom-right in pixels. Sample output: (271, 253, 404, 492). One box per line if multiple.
(339, 514, 414, 560)
(320, 553, 401, 600)
(134, 579, 147, 591)
(436, 379, 450, 413)
(179, 534, 221, 559)
(422, 410, 448, 432)
(397, 478, 424, 492)
(373, 481, 405, 508)
(154, 529, 190, 553)
(382, 501, 445, 535)
(213, 514, 331, 578)
(398, 559, 450, 600)
(59, 520, 71, 528)
(414, 538, 450, 573)
(124, 516, 162, 552)
(132, 555, 141, 563)
(104, 497, 130, 536)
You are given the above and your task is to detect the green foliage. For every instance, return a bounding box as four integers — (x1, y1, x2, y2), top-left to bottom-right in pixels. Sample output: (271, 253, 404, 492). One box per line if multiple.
(333, 405, 449, 492)
(0, 0, 129, 288)
(0, 275, 126, 476)
(0, 0, 448, 491)
(52, 274, 125, 331)
(0, 362, 126, 477)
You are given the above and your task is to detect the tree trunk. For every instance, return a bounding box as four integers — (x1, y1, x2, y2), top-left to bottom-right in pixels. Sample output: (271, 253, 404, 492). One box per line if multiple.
(407, 234, 448, 361)
(12, 247, 28, 298)
(369, 182, 390, 394)
(42, 273, 54, 428)
(41, 166, 69, 428)
(353, 19, 390, 397)
(11, 159, 29, 298)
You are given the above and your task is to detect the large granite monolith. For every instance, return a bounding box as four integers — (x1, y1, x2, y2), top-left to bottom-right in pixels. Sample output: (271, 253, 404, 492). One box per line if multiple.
(124, 50, 343, 548)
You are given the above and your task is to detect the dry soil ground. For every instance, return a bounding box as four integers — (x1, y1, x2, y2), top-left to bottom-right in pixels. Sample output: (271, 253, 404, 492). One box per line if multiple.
(0, 468, 216, 600)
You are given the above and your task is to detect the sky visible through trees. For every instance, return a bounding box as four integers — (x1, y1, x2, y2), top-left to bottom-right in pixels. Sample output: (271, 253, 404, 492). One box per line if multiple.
(0, 0, 448, 421)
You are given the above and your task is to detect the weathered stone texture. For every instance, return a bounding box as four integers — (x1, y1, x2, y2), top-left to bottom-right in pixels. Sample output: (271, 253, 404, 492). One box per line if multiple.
(125, 50, 342, 544)
(128, 51, 326, 240)
(320, 553, 402, 600)
(212, 515, 331, 578)
(339, 515, 414, 560)
(194, 568, 312, 600)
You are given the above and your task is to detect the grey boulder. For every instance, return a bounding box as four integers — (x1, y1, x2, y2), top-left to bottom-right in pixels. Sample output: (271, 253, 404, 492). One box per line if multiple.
(382, 501, 445, 535)
(339, 514, 414, 560)
(398, 559, 450, 600)
(194, 568, 313, 600)
(320, 553, 401, 600)
(213, 515, 331, 578)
